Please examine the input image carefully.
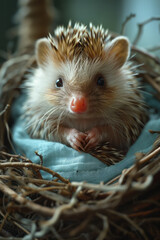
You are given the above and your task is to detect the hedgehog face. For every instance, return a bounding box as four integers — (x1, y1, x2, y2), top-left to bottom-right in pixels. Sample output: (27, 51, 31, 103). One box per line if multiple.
(32, 22, 131, 122)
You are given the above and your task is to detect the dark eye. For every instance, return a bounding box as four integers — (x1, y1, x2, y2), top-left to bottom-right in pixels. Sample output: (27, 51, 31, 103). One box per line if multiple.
(97, 76, 105, 86)
(56, 78, 63, 88)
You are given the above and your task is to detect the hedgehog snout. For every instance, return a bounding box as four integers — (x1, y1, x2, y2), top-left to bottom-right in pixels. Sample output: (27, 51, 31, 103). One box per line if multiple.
(69, 95, 88, 113)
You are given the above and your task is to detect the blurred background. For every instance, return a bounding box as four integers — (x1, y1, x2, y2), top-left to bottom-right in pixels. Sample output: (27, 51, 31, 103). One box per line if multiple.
(0, 0, 160, 63)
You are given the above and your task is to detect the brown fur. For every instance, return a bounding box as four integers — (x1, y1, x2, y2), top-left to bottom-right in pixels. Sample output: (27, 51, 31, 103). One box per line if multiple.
(23, 22, 148, 159)
(48, 22, 109, 64)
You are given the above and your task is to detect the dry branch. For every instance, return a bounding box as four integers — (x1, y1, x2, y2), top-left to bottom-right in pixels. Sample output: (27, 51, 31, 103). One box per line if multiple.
(121, 13, 136, 35)
(133, 17, 160, 45)
(0, 180, 55, 217)
(0, 161, 69, 184)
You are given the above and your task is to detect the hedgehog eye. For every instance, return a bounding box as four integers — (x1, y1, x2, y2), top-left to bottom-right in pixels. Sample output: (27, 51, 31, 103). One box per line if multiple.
(97, 76, 105, 86)
(56, 78, 63, 88)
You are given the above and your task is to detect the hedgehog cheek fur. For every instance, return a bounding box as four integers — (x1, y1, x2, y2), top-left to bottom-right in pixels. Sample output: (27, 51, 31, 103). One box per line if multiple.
(22, 22, 147, 151)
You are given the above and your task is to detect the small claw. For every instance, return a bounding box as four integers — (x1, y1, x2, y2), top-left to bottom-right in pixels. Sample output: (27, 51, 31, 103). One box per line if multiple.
(85, 139, 97, 151)
(74, 140, 86, 152)
(69, 137, 83, 152)
(77, 132, 87, 146)
(66, 128, 86, 152)
(78, 143, 86, 152)
(84, 127, 102, 151)
(73, 145, 82, 152)
(78, 145, 86, 152)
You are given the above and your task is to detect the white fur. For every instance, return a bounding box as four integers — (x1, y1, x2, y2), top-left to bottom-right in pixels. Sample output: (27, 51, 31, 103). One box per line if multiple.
(24, 52, 137, 135)
(23, 28, 144, 149)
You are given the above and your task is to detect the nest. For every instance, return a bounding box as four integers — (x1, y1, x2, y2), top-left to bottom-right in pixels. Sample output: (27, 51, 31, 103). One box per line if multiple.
(0, 1, 160, 239)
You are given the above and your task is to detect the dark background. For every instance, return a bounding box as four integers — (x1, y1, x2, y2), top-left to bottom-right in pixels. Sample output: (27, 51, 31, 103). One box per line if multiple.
(0, 0, 160, 63)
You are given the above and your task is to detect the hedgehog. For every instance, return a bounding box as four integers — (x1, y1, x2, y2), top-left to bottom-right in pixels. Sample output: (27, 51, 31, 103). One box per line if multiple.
(22, 22, 148, 164)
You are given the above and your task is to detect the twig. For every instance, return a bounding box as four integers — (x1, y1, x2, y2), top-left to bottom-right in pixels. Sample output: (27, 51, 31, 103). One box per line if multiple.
(0, 104, 10, 116)
(72, 175, 152, 193)
(131, 45, 160, 64)
(42, 185, 82, 227)
(144, 74, 160, 94)
(133, 17, 160, 45)
(147, 45, 160, 52)
(51, 228, 64, 240)
(0, 211, 10, 233)
(0, 55, 32, 81)
(71, 181, 127, 192)
(128, 208, 160, 218)
(96, 213, 109, 240)
(110, 220, 129, 235)
(121, 13, 136, 35)
(119, 146, 160, 181)
(0, 180, 55, 217)
(109, 146, 160, 187)
(0, 161, 69, 183)
(35, 151, 43, 165)
(25, 183, 70, 203)
(70, 215, 92, 236)
(107, 209, 149, 240)
(0, 151, 30, 161)
(11, 214, 31, 236)
(0, 175, 66, 186)
(4, 121, 17, 155)
(140, 217, 160, 224)
(106, 175, 120, 185)
(149, 130, 160, 134)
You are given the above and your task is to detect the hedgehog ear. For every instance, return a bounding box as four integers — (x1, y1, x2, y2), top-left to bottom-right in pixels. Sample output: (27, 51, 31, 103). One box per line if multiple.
(35, 38, 52, 68)
(107, 37, 130, 68)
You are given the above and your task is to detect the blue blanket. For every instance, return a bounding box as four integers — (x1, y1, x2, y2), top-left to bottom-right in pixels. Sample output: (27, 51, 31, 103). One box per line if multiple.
(11, 87, 160, 183)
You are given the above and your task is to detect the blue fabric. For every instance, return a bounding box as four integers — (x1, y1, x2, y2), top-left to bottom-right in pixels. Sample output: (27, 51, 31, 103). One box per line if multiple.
(11, 86, 160, 183)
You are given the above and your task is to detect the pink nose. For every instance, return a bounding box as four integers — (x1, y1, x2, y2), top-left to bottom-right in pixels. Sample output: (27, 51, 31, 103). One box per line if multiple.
(70, 96, 87, 113)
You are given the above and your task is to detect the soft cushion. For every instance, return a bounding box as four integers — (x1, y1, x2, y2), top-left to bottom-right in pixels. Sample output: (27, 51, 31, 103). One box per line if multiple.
(11, 87, 160, 183)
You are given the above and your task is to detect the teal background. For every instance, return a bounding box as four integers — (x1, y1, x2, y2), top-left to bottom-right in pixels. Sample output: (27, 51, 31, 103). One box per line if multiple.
(0, 0, 160, 63)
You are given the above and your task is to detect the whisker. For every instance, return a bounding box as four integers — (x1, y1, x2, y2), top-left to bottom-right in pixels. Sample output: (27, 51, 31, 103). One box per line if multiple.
(24, 107, 54, 130)
(56, 110, 65, 134)
(44, 107, 59, 126)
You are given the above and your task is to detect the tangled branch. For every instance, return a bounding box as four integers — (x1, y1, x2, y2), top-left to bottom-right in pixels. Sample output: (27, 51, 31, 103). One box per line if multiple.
(133, 17, 160, 45)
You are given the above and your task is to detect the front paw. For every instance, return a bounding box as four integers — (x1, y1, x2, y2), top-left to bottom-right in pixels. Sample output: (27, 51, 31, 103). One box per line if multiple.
(66, 128, 87, 152)
(85, 128, 102, 151)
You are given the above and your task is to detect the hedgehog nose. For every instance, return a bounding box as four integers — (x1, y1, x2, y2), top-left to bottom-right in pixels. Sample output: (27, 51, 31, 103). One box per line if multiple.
(70, 96, 87, 113)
